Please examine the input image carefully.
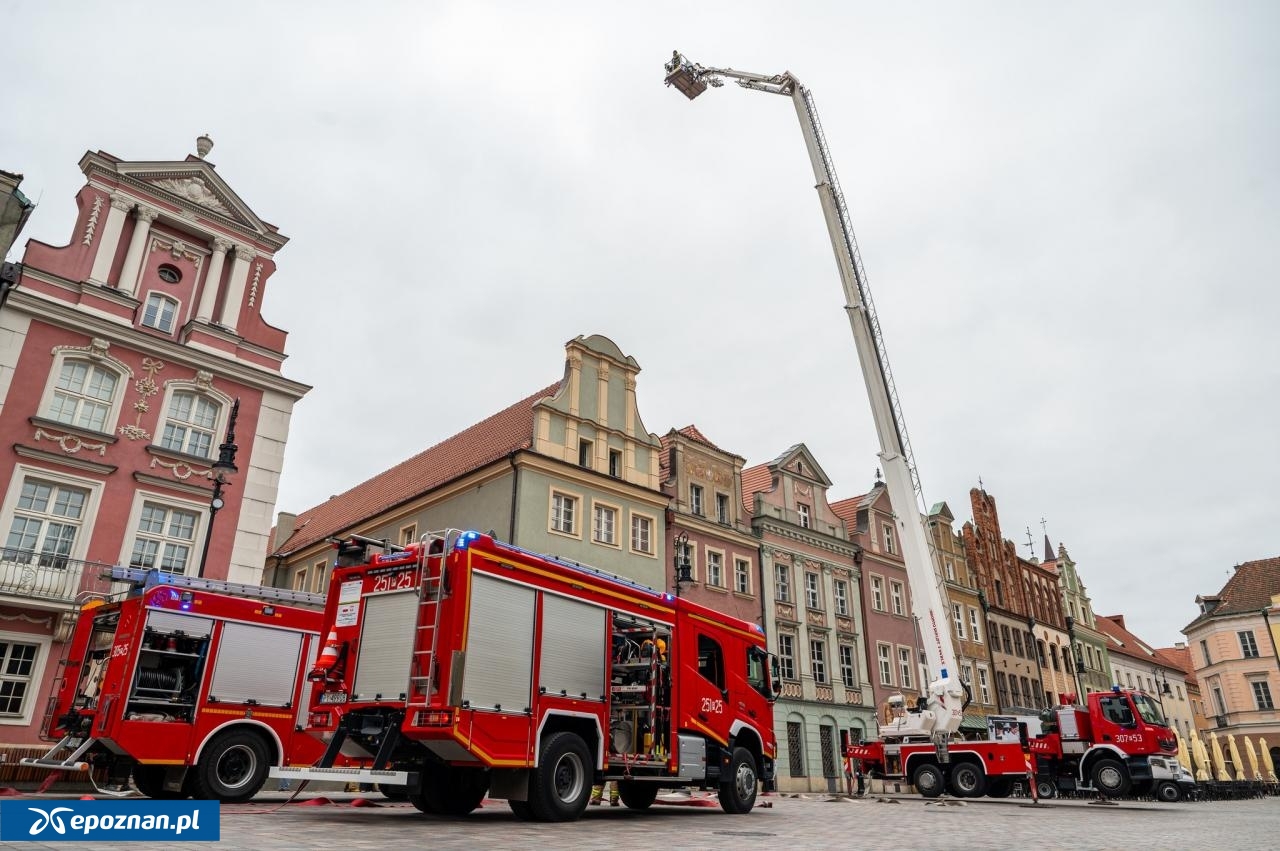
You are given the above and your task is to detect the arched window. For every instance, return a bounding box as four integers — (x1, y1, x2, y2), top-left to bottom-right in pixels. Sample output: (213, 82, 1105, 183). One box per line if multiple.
(46, 359, 119, 432)
(142, 293, 179, 333)
(159, 391, 221, 458)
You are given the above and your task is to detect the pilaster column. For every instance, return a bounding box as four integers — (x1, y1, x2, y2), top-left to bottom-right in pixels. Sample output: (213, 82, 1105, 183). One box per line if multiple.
(88, 193, 133, 286)
(196, 237, 231, 322)
(218, 244, 256, 331)
(116, 206, 159, 297)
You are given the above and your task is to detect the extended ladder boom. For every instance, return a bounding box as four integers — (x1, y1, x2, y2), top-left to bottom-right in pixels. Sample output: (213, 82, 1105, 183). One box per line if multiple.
(664, 52, 963, 744)
(108, 565, 327, 607)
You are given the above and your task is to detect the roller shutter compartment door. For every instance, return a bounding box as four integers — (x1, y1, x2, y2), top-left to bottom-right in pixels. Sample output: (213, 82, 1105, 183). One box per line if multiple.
(146, 611, 213, 638)
(461, 573, 535, 712)
(352, 591, 418, 701)
(208, 623, 303, 706)
(539, 593, 606, 700)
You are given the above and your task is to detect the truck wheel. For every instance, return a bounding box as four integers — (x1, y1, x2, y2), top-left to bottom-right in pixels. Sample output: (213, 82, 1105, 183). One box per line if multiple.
(132, 765, 186, 800)
(191, 730, 269, 803)
(718, 747, 758, 814)
(1154, 780, 1181, 803)
(986, 777, 1013, 798)
(528, 731, 592, 822)
(912, 763, 945, 798)
(377, 783, 408, 801)
(618, 780, 659, 810)
(1090, 758, 1131, 797)
(508, 799, 534, 819)
(1036, 779, 1058, 799)
(948, 762, 987, 798)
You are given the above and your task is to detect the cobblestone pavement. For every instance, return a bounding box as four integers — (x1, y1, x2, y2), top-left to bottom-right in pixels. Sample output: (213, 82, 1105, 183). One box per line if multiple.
(2, 790, 1277, 850)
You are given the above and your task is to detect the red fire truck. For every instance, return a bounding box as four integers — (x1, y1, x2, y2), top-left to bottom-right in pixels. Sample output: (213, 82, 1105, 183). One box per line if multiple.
(847, 687, 1185, 800)
(22, 566, 332, 802)
(272, 530, 778, 821)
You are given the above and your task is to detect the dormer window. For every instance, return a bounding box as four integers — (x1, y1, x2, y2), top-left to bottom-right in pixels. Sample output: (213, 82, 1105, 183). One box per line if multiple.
(157, 264, 182, 284)
(142, 293, 178, 333)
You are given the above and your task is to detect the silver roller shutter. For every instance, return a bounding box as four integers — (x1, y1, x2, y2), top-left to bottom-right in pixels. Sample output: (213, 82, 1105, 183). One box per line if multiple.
(208, 622, 304, 706)
(462, 573, 534, 712)
(145, 610, 213, 638)
(539, 593, 605, 701)
(352, 591, 418, 701)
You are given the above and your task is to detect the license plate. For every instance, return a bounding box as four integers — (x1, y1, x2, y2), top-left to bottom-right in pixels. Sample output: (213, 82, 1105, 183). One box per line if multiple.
(318, 692, 348, 704)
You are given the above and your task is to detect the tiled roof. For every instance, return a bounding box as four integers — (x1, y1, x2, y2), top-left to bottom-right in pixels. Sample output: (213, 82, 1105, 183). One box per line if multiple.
(1095, 614, 1162, 664)
(1155, 645, 1194, 679)
(740, 463, 773, 514)
(272, 383, 560, 556)
(1183, 556, 1280, 631)
(829, 491, 873, 531)
(676, 424, 723, 452)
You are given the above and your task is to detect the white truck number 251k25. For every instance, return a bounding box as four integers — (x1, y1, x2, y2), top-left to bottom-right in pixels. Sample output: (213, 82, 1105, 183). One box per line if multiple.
(371, 570, 416, 594)
(701, 698, 724, 715)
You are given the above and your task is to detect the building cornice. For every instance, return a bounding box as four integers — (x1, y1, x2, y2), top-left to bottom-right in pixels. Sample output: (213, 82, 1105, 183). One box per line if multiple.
(14, 444, 118, 476)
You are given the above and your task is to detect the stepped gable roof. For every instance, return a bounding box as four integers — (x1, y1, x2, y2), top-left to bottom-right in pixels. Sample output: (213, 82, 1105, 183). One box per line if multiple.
(1183, 556, 1280, 631)
(739, 463, 773, 514)
(273, 382, 559, 555)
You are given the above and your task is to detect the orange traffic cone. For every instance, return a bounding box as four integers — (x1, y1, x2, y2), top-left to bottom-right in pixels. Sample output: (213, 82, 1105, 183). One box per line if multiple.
(308, 630, 341, 681)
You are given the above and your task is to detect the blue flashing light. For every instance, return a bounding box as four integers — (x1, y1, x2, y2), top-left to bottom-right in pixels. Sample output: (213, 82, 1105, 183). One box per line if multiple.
(455, 530, 482, 550)
(663, 593, 675, 602)
(180, 590, 195, 611)
(1113, 684, 1122, 693)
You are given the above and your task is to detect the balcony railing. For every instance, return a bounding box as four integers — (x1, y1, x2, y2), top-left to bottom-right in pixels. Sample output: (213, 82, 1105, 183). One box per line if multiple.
(0, 549, 118, 607)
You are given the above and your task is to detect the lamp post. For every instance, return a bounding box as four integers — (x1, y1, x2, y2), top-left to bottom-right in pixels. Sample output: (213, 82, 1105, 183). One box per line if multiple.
(198, 398, 240, 578)
(1065, 615, 1085, 702)
(673, 530, 692, 596)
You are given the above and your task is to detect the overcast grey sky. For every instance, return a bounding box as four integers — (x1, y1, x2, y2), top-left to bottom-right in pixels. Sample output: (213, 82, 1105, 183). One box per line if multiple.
(5, 1, 1277, 650)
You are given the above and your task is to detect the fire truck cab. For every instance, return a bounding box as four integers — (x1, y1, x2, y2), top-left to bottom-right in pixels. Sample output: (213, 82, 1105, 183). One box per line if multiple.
(276, 530, 777, 821)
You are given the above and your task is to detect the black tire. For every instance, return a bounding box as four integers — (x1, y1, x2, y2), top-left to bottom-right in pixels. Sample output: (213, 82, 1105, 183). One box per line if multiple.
(132, 765, 186, 799)
(1154, 780, 1181, 803)
(618, 780, 660, 811)
(408, 784, 439, 815)
(377, 783, 409, 801)
(508, 799, 534, 819)
(948, 762, 987, 798)
(718, 747, 758, 814)
(986, 777, 1013, 798)
(528, 732, 593, 822)
(416, 765, 489, 816)
(191, 730, 269, 803)
(912, 763, 945, 798)
(1090, 758, 1131, 797)
(1036, 779, 1058, 799)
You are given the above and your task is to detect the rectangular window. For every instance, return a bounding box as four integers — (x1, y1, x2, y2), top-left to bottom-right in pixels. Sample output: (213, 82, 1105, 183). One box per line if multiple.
(834, 580, 849, 616)
(311, 560, 327, 593)
(996, 671, 1009, 706)
(961, 662, 974, 690)
(952, 603, 966, 639)
(797, 503, 810, 529)
(775, 564, 791, 603)
(898, 647, 913, 689)
(292, 567, 308, 591)
(716, 493, 729, 524)
(778, 634, 796, 680)
(969, 608, 982, 643)
(871, 576, 884, 611)
(48, 360, 118, 432)
(944, 559, 955, 581)
(706, 551, 723, 587)
(786, 721, 804, 777)
(399, 524, 417, 546)
(129, 501, 198, 574)
(734, 559, 750, 594)
(630, 514, 652, 554)
(810, 639, 827, 684)
(877, 643, 893, 685)
(608, 449, 621, 478)
(839, 644, 857, 688)
(690, 484, 704, 516)
(1200, 639, 1211, 666)
(820, 725, 837, 778)
(142, 293, 177, 333)
(578, 439, 593, 468)
(0, 637, 40, 718)
(805, 572, 820, 609)
(1239, 631, 1260, 659)
(1253, 681, 1275, 710)
(890, 581, 904, 616)
(551, 492, 577, 534)
(978, 666, 991, 704)
(994, 579, 1004, 607)
(592, 504, 617, 545)
(883, 524, 896, 555)
(989, 621, 1001, 652)
(1012, 628, 1025, 658)
(160, 392, 218, 458)
(5, 478, 89, 568)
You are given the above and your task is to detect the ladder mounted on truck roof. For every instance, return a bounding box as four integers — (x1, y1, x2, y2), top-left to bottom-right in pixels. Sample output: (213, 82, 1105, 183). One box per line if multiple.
(107, 565, 327, 607)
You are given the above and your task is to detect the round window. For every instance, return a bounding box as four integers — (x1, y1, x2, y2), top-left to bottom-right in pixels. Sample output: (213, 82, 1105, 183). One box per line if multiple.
(157, 264, 182, 284)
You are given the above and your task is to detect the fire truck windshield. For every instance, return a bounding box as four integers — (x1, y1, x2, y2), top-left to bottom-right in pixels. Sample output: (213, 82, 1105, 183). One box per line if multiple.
(1132, 693, 1167, 727)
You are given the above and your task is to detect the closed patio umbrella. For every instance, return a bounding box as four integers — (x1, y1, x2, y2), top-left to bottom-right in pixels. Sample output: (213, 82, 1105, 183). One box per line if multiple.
(1210, 732, 1233, 781)
(1243, 737, 1261, 781)
(1258, 738, 1276, 782)
(1193, 736, 1212, 782)
(1227, 734, 1246, 781)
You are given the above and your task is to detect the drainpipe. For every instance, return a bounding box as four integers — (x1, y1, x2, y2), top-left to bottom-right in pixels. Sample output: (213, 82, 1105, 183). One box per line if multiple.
(507, 451, 520, 543)
(1261, 606, 1280, 669)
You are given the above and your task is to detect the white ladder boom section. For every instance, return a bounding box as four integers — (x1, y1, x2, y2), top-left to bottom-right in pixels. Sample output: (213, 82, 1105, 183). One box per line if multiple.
(785, 83, 962, 731)
(108, 565, 327, 608)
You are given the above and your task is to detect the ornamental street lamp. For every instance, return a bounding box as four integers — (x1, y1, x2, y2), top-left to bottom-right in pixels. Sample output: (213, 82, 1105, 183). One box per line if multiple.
(198, 398, 239, 578)
(673, 530, 692, 596)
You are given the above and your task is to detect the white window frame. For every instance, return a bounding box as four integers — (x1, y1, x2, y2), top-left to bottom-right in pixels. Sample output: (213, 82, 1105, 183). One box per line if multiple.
(126, 499, 201, 575)
(549, 488, 581, 538)
(689, 484, 704, 516)
(0, 629, 51, 725)
(312, 559, 328, 593)
(705, 548, 724, 587)
(890, 580, 905, 616)
(734, 558, 751, 594)
(877, 643, 893, 686)
(591, 500, 620, 548)
(715, 492, 730, 524)
(870, 575, 885, 611)
(292, 566, 308, 591)
(1239, 630, 1260, 659)
(38, 347, 132, 435)
(834, 579, 849, 616)
(1, 465, 102, 567)
(140, 291, 180, 333)
(805, 571, 820, 610)
(882, 523, 896, 555)
(977, 665, 991, 704)
(775, 563, 791, 603)
(797, 503, 810, 529)
(952, 603, 966, 639)
(154, 381, 233, 461)
(119, 491, 208, 576)
(629, 511, 655, 556)
(400, 523, 418, 547)
(944, 559, 955, 581)
(969, 607, 983, 643)
(810, 638, 827, 684)
(839, 643, 858, 688)
(898, 646, 914, 689)
(777, 633, 797, 680)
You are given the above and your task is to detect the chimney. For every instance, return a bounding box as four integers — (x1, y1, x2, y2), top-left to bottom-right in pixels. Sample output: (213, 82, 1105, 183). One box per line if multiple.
(272, 511, 297, 551)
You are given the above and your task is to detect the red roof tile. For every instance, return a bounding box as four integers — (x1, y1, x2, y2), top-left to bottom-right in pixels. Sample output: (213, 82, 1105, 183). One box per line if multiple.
(740, 463, 773, 514)
(273, 383, 560, 555)
(1184, 556, 1280, 630)
(1095, 614, 1163, 664)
